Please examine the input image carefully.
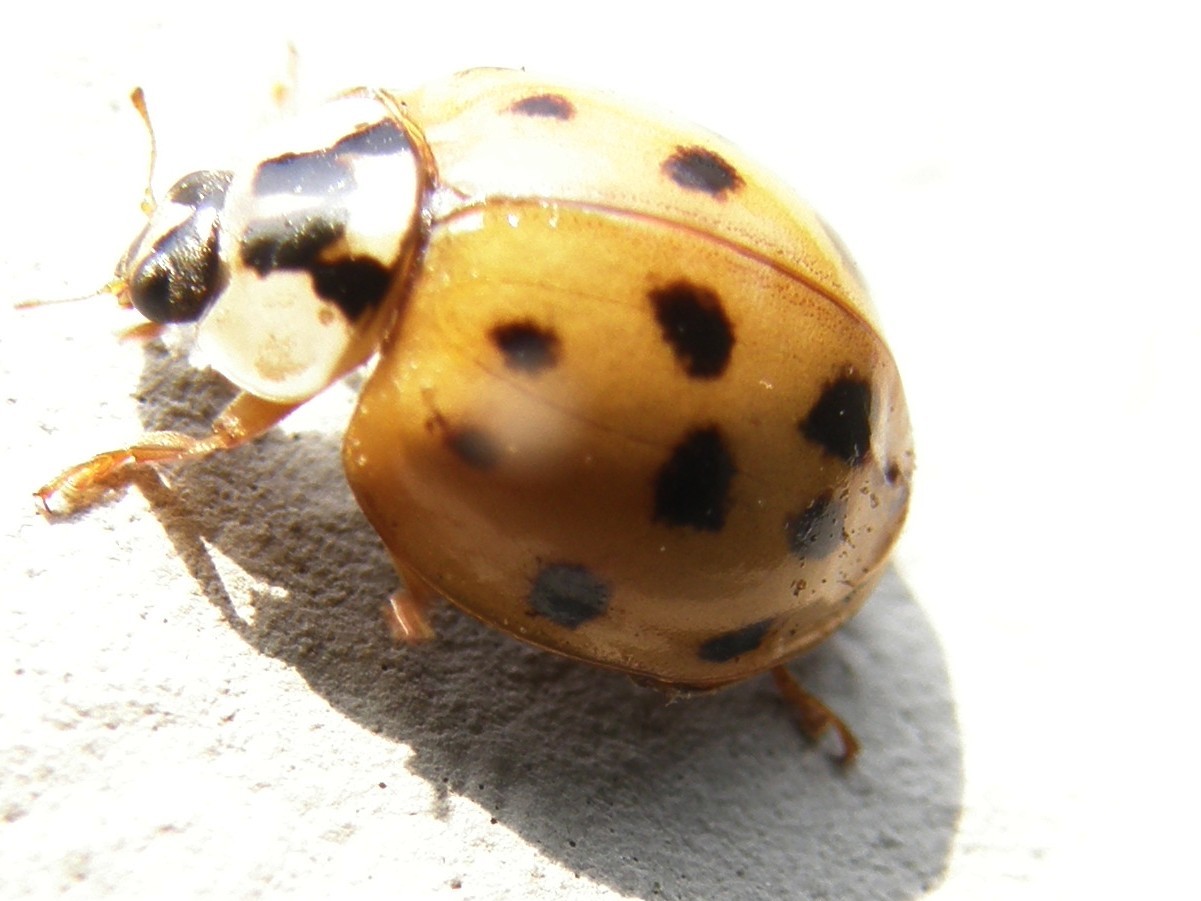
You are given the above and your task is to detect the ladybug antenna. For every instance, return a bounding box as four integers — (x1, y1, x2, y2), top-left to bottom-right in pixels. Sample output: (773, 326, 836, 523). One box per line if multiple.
(130, 87, 159, 217)
(13, 278, 129, 311)
(17, 88, 159, 312)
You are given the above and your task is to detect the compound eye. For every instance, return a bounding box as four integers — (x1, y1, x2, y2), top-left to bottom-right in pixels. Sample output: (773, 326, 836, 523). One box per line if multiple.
(129, 210, 227, 323)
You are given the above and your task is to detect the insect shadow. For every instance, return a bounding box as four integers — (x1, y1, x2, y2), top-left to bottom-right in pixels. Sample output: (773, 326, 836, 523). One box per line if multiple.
(131, 335, 962, 900)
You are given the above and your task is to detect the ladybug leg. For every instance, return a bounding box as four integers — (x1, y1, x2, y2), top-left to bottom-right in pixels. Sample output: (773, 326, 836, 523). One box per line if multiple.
(270, 42, 301, 113)
(117, 321, 168, 344)
(37, 392, 300, 514)
(771, 666, 860, 765)
(382, 564, 438, 644)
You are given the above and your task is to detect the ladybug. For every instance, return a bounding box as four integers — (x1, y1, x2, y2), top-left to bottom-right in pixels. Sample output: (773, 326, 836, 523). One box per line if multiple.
(39, 69, 913, 762)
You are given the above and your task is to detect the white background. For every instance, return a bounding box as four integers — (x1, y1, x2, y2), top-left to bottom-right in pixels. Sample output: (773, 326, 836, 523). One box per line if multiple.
(2, 1, 1198, 898)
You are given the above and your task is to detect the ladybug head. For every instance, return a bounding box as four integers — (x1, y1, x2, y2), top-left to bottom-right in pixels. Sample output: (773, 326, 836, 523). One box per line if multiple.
(123, 169, 232, 324)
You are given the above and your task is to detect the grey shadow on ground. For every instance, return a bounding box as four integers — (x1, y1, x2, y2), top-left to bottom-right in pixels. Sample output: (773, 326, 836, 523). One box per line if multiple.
(112, 338, 962, 900)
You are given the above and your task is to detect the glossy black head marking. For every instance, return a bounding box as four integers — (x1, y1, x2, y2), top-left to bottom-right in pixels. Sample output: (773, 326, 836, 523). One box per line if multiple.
(508, 93, 576, 120)
(125, 170, 232, 323)
(243, 122, 407, 321)
(662, 145, 743, 199)
(241, 212, 393, 321)
(165, 170, 233, 208)
(333, 119, 411, 155)
(446, 426, 502, 470)
(800, 376, 873, 466)
(649, 281, 734, 379)
(128, 215, 228, 324)
(653, 427, 736, 532)
(527, 563, 611, 629)
(490, 321, 561, 374)
(240, 212, 347, 276)
(699, 619, 773, 663)
(785, 491, 846, 560)
(254, 120, 409, 197)
(253, 150, 354, 197)
(311, 258, 392, 321)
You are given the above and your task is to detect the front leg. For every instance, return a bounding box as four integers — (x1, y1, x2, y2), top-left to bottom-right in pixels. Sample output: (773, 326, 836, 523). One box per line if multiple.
(38, 392, 301, 514)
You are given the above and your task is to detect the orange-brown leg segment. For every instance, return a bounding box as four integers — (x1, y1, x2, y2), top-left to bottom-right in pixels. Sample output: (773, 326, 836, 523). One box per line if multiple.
(382, 563, 440, 644)
(771, 666, 860, 765)
(37, 392, 301, 515)
(117, 321, 167, 344)
(270, 43, 301, 112)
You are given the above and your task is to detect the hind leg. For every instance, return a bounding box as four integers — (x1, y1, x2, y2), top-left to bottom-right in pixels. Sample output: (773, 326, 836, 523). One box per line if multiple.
(772, 666, 860, 765)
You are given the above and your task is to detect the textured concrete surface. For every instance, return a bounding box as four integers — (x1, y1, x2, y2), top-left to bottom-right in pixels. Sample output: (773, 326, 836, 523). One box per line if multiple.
(3, 3, 1198, 899)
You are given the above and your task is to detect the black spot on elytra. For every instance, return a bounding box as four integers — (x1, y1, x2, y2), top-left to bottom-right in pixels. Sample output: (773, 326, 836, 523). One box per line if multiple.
(254, 150, 354, 197)
(801, 376, 873, 466)
(333, 119, 411, 156)
(662, 145, 743, 199)
(649, 281, 734, 379)
(129, 213, 228, 324)
(699, 619, 773, 663)
(508, 93, 576, 120)
(165, 170, 233, 208)
(884, 458, 912, 512)
(445, 427, 502, 470)
(527, 563, 611, 628)
(490, 321, 561, 374)
(785, 491, 846, 560)
(240, 212, 347, 275)
(311, 258, 392, 321)
(653, 427, 736, 532)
